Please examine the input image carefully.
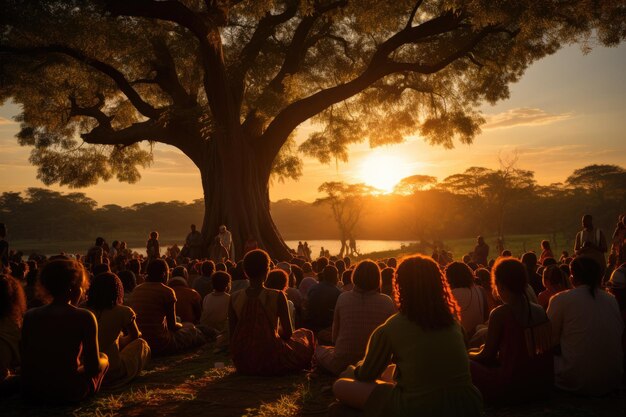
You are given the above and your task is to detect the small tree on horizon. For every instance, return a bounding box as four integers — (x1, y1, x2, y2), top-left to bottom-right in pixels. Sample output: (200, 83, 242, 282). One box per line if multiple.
(1, 0, 625, 258)
(316, 181, 375, 257)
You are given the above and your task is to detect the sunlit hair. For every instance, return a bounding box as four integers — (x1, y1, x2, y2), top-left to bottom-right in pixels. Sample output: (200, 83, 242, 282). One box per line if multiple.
(342, 269, 353, 285)
(211, 271, 231, 292)
(394, 255, 459, 330)
(353, 260, 380, 291)
(150, 231, 159, 239)
(265, 269, 289, 292)
(118, 270, 136, 293)
(38, 259, 89, 300)
(491, 258, 528, 297)
(542, 265, 570, 289)
(146, 259, 169, 283)
(541, 240, 550, 250)
(201, 260, 216, 277)
(243, 249, 271, 281)
(86, 272, 124, 310)
(445, 261, 475, 289)
(0, 274, 27, 327)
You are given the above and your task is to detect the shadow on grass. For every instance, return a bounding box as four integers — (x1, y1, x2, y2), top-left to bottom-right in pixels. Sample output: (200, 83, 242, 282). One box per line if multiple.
(1, 343, 623, 417)
(0, 344, 336, 417)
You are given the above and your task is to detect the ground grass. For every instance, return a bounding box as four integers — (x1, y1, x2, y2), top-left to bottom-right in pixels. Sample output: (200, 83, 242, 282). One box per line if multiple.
(2, 343, 623, 417)
(357, 233, 574, 262)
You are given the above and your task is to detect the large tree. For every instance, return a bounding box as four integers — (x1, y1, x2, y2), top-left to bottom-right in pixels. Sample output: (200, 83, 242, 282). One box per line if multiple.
(1, 0, 624, 259)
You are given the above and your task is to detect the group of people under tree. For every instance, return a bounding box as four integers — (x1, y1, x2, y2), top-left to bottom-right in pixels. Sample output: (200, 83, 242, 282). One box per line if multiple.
(0, 212, 624, 417)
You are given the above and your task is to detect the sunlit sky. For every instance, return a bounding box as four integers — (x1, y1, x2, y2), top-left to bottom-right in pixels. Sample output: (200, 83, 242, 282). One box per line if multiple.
(1, 44, 625, 205)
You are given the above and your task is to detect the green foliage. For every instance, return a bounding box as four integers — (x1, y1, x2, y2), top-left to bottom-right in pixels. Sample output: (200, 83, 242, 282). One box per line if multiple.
(2, 0, 625, 190)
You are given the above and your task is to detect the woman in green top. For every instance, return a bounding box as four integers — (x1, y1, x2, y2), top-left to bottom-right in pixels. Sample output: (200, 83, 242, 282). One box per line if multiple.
(333, 255, 483, 417)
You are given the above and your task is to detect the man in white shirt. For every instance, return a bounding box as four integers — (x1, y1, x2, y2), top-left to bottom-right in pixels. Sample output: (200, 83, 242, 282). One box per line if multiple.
(547, 257, 623, 396)
(218, 225, 234, 261)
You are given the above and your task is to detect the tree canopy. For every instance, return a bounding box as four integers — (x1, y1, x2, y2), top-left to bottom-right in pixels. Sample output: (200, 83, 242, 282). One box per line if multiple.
(2, 0, 625, 257)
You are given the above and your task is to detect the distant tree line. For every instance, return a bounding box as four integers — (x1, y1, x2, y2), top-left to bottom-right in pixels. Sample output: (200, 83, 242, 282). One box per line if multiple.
(0, 164, 624, 247)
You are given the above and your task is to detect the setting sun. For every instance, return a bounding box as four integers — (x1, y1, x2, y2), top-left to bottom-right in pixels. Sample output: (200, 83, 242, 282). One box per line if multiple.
(358, 151, 411, 193)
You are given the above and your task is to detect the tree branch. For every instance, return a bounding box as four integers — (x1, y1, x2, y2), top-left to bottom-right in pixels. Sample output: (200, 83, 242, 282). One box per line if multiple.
(81, 119, 165, 147)
(150, 37, 197, 108)
(68, 94, 113, 128)
(406, 0, 425, 29)
(106, 0, 234, 129)
(259, 12, 473, 163)
(1, 44, 160, 119)
(230, 3, 299, 105)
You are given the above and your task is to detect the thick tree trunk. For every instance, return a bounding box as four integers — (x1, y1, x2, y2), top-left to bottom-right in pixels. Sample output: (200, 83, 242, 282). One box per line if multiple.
(195, 129, 292, 261)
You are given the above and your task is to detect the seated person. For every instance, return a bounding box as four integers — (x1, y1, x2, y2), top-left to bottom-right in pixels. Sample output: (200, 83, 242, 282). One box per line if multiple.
(333, 255, 483, 416)
(229, 250, 314, 376)
(200, 271, 231, 333)
(0, 275, 26, 391)
(168, 266, 202, 324)
(316, 260, 396, 375)
(547, 257, 623, 396)
(129, 259, 206, 356)
(605, 265, 626, 380)
(340, 269, 354, 292)
(470, 258, 553, 404)
(445, 262, 488, 337)
(192, 261, 215, 299)
(380, 267, 395, 299)
(537, 265, 570, 310)
(304, 265, 341, 341)
(298, 262, 318, 298)
(85, 272, 151, 390)
(265, 269, 296, 330)
(21, 259, 109, 403)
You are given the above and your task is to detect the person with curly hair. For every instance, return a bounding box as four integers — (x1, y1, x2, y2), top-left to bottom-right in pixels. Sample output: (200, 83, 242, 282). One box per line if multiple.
(20, 258, 109, 404)
(86, 272, 150, 390)
(0, 274, 26, 389)
(333, 255, 483, 416)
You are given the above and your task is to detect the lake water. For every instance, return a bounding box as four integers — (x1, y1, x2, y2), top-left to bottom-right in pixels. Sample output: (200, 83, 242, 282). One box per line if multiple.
(131, 239, 415, 257)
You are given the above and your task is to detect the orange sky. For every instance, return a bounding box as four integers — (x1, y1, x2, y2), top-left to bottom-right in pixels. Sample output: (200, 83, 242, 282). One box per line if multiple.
(1, 44, 625, 205)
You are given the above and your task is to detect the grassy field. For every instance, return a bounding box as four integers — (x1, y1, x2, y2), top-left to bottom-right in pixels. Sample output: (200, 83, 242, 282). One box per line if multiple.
(1, 344, 623, 417)
(357, 233, 574, 262)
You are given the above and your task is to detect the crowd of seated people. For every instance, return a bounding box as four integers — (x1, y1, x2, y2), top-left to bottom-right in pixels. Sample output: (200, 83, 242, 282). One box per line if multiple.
(0, 213, 624, 416)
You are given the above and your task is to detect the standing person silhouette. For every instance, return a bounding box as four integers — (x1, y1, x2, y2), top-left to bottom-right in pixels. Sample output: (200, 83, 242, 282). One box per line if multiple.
(218, 225, 234, 261)
(185, 225, 203, 260)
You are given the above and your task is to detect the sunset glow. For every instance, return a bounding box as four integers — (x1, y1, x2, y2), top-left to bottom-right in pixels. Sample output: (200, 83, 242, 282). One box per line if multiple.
(358, 152, 411, 193)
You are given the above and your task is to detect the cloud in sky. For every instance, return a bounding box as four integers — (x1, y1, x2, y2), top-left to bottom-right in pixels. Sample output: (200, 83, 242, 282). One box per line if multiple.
(0, 116, 16, 126)
(483, 107, 573, 130)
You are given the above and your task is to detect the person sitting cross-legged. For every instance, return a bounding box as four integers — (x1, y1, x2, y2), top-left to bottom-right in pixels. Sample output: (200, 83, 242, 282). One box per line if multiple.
(229, 249, 315, 376)
(470, 258, 553, 404)
(85, 272, 150, 390)
(315, 260, 396, 376)
(333, 255, 483, 417)
(129, 259, 206, 356)
(547, 257, 623, 396)
(21, 258, 109, 404)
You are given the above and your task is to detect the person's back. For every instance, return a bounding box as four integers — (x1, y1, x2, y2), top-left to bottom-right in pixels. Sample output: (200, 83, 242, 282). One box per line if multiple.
(129, 281, 176, 352)
(170, 282, 201, 323)
(306, 280, 341, 331)
(548, 286, 623, 395)
(22, 304, 95, 399)
(21, 259, 108, 404)
(334, 290, 396, 363)
(200, 292, 230, 332)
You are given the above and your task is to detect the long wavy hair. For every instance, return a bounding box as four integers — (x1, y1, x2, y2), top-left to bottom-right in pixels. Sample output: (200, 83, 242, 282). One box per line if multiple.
(394, 255, 460, 330)
(0, 274, 27, 327)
